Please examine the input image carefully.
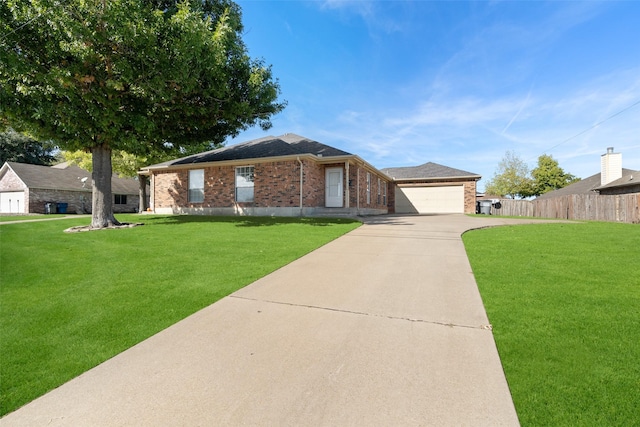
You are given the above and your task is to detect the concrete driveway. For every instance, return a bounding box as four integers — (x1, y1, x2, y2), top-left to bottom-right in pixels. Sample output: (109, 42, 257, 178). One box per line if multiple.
(1, 214, 537, 426)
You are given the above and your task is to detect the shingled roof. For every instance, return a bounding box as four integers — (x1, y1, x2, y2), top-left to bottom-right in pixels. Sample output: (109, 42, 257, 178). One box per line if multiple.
(145, 134, 353, 169)
(535, 168, 636, 199)
(595, 169, 639, 191)
(1, 161, 140, 194)
(380, 162, 480, 181)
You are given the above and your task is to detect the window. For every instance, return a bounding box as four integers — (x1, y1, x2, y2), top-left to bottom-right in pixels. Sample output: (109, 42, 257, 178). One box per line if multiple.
(366, 172, 371, 204)
(114, 194, 127, 205)
(188, 169, 204, 203)
(236, 166, 254, 202)
(377, 178, 381, 205)
(383, 182, 387, 205)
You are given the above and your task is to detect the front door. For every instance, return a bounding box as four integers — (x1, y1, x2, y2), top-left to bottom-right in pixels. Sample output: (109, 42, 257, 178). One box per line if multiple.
(325, 168, 343, 208)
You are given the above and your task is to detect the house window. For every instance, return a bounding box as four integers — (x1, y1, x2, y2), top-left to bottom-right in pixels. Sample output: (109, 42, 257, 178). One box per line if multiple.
(383, 182, 387, 205)
(377, 178, 381, 205)
(188, 169, 204, 203)
(236, 166, 254, 203)
(366, 172, 371, 204)
(114, 194, 127, 205)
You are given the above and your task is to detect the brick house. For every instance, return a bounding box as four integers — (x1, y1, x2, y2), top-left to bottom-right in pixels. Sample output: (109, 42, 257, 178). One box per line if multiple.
(0, 161, 142, 214)
(381, 163, 480, 214)
(141, 134, 392, 216)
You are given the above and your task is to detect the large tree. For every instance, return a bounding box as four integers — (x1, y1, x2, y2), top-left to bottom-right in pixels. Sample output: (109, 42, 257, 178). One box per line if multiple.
(484, 151, 535, 199)
(1, 0, 285, 228)
(0, 128, 56, 165)
(531, 154, 579, 196)
(62, 138, 224, 212)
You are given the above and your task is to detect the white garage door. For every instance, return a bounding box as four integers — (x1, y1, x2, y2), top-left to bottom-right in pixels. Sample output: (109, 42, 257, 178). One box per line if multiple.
(1, 191, 25, 213)
(395, 185, 464, 214)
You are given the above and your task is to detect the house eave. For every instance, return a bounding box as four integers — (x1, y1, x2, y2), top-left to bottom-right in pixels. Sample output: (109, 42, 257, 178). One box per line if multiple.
(392, 175, 481, 182)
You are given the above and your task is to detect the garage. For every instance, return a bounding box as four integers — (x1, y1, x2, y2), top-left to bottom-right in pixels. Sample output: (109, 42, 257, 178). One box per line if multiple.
(1, 191, 25, 214)
(395, 185, 464, 214)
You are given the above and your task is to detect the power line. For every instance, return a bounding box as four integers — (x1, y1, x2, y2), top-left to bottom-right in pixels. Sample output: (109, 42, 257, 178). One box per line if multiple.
(540, 98, 640, 156)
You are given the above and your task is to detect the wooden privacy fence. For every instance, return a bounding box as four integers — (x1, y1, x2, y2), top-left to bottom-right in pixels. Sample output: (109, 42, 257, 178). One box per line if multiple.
(490, 194, 640, 223)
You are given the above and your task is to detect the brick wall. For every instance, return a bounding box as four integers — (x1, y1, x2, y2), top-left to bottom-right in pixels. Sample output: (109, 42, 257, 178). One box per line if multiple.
(346, 164, 389, 211)
(463, 180, 477, 213)
(0, 168, 25, 191)
(151, 160, 392, 214)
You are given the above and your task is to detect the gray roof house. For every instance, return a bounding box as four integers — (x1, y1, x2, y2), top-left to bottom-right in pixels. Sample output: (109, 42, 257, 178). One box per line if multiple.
(537, 147, 638, 199)
(141, 134, 392, 217)
(380, 162, 481, 214)
(141, 134, 483, 217)
(0, 161, 142, 214)
(595, 170, 640, 195)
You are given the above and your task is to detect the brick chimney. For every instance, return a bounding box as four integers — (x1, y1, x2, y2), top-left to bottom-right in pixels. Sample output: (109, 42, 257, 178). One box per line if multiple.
(601, 147, 622, 186)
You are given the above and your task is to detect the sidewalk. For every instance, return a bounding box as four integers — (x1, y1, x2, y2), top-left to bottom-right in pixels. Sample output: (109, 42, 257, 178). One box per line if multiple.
(1, 214, 530, 426)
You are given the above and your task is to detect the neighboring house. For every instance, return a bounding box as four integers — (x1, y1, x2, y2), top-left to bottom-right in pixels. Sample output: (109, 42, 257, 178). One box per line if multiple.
(140, 134, 391, 217)
(594, 170, 639, 195)
(0, 161, 142, 214)
(537, 147, 637, 199)
(380, 163, 480, 214)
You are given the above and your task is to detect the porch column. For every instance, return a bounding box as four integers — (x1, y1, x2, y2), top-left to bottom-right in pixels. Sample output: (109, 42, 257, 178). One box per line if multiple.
(345, 161, 350, 208)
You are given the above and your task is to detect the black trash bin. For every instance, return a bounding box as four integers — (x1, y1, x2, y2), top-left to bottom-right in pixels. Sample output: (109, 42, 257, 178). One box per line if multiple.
(57, 203, 68, 214)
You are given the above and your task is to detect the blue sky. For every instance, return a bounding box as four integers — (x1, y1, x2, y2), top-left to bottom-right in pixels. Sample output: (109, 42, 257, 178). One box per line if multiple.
(228, 0, 640, 191)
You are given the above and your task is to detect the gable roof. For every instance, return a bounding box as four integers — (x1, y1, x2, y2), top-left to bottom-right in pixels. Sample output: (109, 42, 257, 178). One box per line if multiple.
(1, 162, 140, 195)
(380, 162, 480, 181)
(595, 169, 639, 191)
(145, 134, 353, 169)
(535, 168, 636, 199)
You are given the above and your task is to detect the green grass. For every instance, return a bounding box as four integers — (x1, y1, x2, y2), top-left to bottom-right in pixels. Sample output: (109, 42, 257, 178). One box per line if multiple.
(0, 214, 360, 416)
(463, 222, 640, 426)
(0, 214, 68, 222)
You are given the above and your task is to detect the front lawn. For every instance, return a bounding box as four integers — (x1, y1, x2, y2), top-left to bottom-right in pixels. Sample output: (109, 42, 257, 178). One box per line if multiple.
(463, 222, 640, 426)
(0, 215, 360, 416)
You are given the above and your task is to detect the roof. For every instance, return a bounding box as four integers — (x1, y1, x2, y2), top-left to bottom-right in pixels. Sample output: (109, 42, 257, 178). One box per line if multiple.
(535, 168, 636, 199)
(380, 162, 480, 181)
(1, 162, 140, 195)
(595, 170, 639, 191)
(144, 134, 353, 169)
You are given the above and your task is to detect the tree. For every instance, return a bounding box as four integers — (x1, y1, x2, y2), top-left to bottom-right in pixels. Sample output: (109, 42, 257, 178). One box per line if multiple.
(484, 151, 535, 199)
(1, 0, 285, 228)
(62, 139, 224, 211)
(0, 129, 56, 165)
(531, 154, 579, 196)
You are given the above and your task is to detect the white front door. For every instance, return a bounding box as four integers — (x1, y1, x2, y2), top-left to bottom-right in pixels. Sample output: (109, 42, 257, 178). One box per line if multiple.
(325, 168, 343, 208)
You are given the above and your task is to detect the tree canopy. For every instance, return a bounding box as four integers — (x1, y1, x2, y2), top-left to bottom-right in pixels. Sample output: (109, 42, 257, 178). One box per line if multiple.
(1, 0, 285, 227)
(531, 154, 580, 196)
(0, 128, 56, 165)
(484, 151, 534, 199)
(484, 151, 580, 198)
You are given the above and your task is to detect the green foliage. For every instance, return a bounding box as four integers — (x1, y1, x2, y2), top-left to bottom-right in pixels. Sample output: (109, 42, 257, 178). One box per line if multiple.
(531, 154, 580, 196)
(485, 152, 579, 198)
(0, 129, 56, 165)
(1, 0, 285, 225)
(484, 151, 534, 199)
(0, 215, 360, 416)
(464, 223, 640, 426)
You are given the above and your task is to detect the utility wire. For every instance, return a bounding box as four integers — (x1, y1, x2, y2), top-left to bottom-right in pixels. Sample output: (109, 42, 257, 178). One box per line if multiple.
(540, 98, 640, 156)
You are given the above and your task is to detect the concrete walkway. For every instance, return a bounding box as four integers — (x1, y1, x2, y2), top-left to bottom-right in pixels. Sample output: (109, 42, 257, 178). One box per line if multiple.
(1, 214, 538, 426)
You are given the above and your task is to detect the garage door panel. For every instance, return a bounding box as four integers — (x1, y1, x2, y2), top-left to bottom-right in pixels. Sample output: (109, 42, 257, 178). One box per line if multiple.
(395, 186, 464, 214)
(1, 191, 25, 213)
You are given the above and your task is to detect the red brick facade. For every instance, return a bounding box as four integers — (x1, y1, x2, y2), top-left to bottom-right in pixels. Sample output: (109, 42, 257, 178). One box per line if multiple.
(151, 158, 389, 215)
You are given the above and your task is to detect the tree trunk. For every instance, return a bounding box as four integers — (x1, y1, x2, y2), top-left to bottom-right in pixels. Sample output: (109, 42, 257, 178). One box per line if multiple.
(91, 144, 121, 228)
(138, 174, 149, 212)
